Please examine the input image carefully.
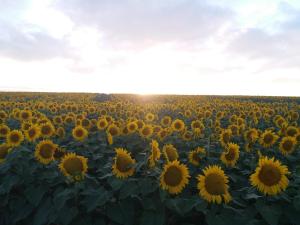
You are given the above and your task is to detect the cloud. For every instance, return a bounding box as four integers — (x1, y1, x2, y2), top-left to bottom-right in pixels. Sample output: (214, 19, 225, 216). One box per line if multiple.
(54, 0, 233, 46)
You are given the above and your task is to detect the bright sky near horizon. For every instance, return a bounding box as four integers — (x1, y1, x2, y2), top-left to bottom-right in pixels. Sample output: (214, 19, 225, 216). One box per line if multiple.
(1, 0, 300, 96)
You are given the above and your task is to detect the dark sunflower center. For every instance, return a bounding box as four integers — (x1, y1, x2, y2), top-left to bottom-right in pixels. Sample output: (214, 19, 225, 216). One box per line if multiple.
(164, 166, 182, 186)
(40, 144, 54, 159)
(223, 133, 230, 143)
(109, 127, 118, 136)
(174, 122, 182, 130)
(116, 155, 133, 172)
(282, 140, 293, 152)
(263, 134, 273, 144)
(287, 129, 297, 137)
(258, 165, 281, 186)
(142, 128, 150, 136)
(28, 128, 36, 138)
(75, 129, 84, 137)
(225, 148, 236, 161)
(64, 158, 83, 175)
(41, 125, 51, 135)
(10, 133, 20, 143)
(192, 152, 201, 162)
(205, 173, 226, 195)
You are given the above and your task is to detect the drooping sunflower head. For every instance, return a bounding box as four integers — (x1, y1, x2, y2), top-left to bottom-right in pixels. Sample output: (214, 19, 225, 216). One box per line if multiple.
(244, 128, 259, 143)
(0, 124, 10, 137)
(171, 119, 185, 132)
(197, 165, 231, 204)
(59, 152, 88, 181)
(188, 147, 206, 166)
(25, 124, 41, 142)
(72, 125, 88, 142)
(40, 122, 55, 138)
(0, 143, 11, 163)
(6, 130, 24, 147)
(250, 156, 289, 195)
(220, 143, 240, 167)
(56, 127, 65, 139)
(139, 125, 153, 138)
(112, 148, 136, 179)
(35, 140, 57, 164)
(259, 130, 279, 148)
(160, 160, 190, 195)
(163, 144, 179, 162)
(148, 139, 161, 168)
(279, 136, 297, 156)
(219, 129, 232, 147)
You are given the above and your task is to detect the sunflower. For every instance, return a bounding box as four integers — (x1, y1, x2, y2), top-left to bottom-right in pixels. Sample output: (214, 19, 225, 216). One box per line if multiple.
(35, 140, 57, 164)
(160, 160, 190, 195)
(20, 109, 32, 121)
(107, 132, 113, 145)
(219, 129, 232, 147)
(244, 128, 259, 143)
(171, 119, 185, 132)
(162, 144, 179, 162)
(6, 130, 24, 147)
(25, 124, 41, 142)
(21, 121, 32, 131)
(72, 125, 88, 142)
(127, 121, 138, 133)
(250, 157, 289, 195)
(259, 130, 279, 148)
(54, 147, 66, 160)
(197, 165, 231, 204)
(161, 116, 172, 127)
(0, 143, 11, 163)
(145, 113, 155, 122)
(112, 148, 136, 179)
(286, 126, 298, 137)
(40, 122, 55, 138)
(182, 131, 193, 141)
(157, 129, 169, 141)
(188, 147, 206, 166)
(59, 153, 88, 181)
(81, 118, 91, 130)
(148, 139, 161, 168)
(56, 127, 65, 139)
(279, 136, 297, 156)
(220, 143, 240, 167)
(0, 124, 10, 137)
(139, 125, 153, 138)
(107, 124, 120, 136)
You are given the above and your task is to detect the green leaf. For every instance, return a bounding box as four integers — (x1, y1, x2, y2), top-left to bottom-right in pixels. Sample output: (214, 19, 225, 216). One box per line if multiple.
(165, 197, 200, 216)
(25, 185, 46, 207)
(106, 201, 135, 225)
(53, 189, 73, 210)
(108, 177, 123, 191)
(81, 188, 110, 212)
(140, 210, 165, 225)
(33, 197, 52, 225)
(57, 206, 78, 225)
(293, 195, 300, 211)
(255, 200, 282, 225)
(119, 180, 139, 199)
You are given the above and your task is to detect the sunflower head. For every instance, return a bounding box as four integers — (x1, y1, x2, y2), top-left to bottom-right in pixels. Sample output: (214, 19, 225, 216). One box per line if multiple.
(279, 136, 297, 156)
(72, 125, 88, 142)
(259, 130, 279, 148)
(219, 129, 232, 147)
(197, 165, 231, 204)
(35, 140, 57, 164)
(0, 124, 10, 137)
(244, 128, 259, 143)
(161, 116, 172, 127)
(59, 153, 88, 181)
(112, 148, 136, 179)
(162, 144, 179, 162)
(107, 124, 120, 136)
(40, 122, 55, 138)
(160, 160, 190, 195)
(250, 156, 289, 195)
(171, 119, 185, 132)
(148, 139, 161, 168)
(127, 121, 138, 133)
(182, 131, 193, 141)
(25, 124, 41, 142)
(286, 126, 298, 137)
(188, 147, 206, 166)
(139, 125, 153, 138)
(220, 143, 240, 167)
(6, 130, 24, 147)
(56, 127, 66, 139)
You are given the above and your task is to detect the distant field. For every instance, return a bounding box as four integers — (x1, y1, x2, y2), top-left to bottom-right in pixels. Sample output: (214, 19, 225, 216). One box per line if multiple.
(0, 92, 299, 225)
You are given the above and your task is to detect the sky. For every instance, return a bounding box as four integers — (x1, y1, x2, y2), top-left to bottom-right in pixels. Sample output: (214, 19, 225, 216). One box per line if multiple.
(0, 0, 300, 96)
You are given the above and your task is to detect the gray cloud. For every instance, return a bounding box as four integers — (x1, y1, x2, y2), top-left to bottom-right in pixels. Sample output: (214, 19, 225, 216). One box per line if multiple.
(54, 0, 233, 46)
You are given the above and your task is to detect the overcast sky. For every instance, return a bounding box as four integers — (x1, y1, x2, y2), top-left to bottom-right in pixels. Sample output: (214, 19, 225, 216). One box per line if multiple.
(1, 0, 300, 96)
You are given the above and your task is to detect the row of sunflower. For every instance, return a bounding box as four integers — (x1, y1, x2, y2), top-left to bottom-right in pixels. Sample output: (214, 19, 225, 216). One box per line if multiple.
(0, 93, 299, 225)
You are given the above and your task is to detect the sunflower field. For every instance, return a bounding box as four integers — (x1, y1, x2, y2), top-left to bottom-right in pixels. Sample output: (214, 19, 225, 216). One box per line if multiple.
(0, 92, 300, 225)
